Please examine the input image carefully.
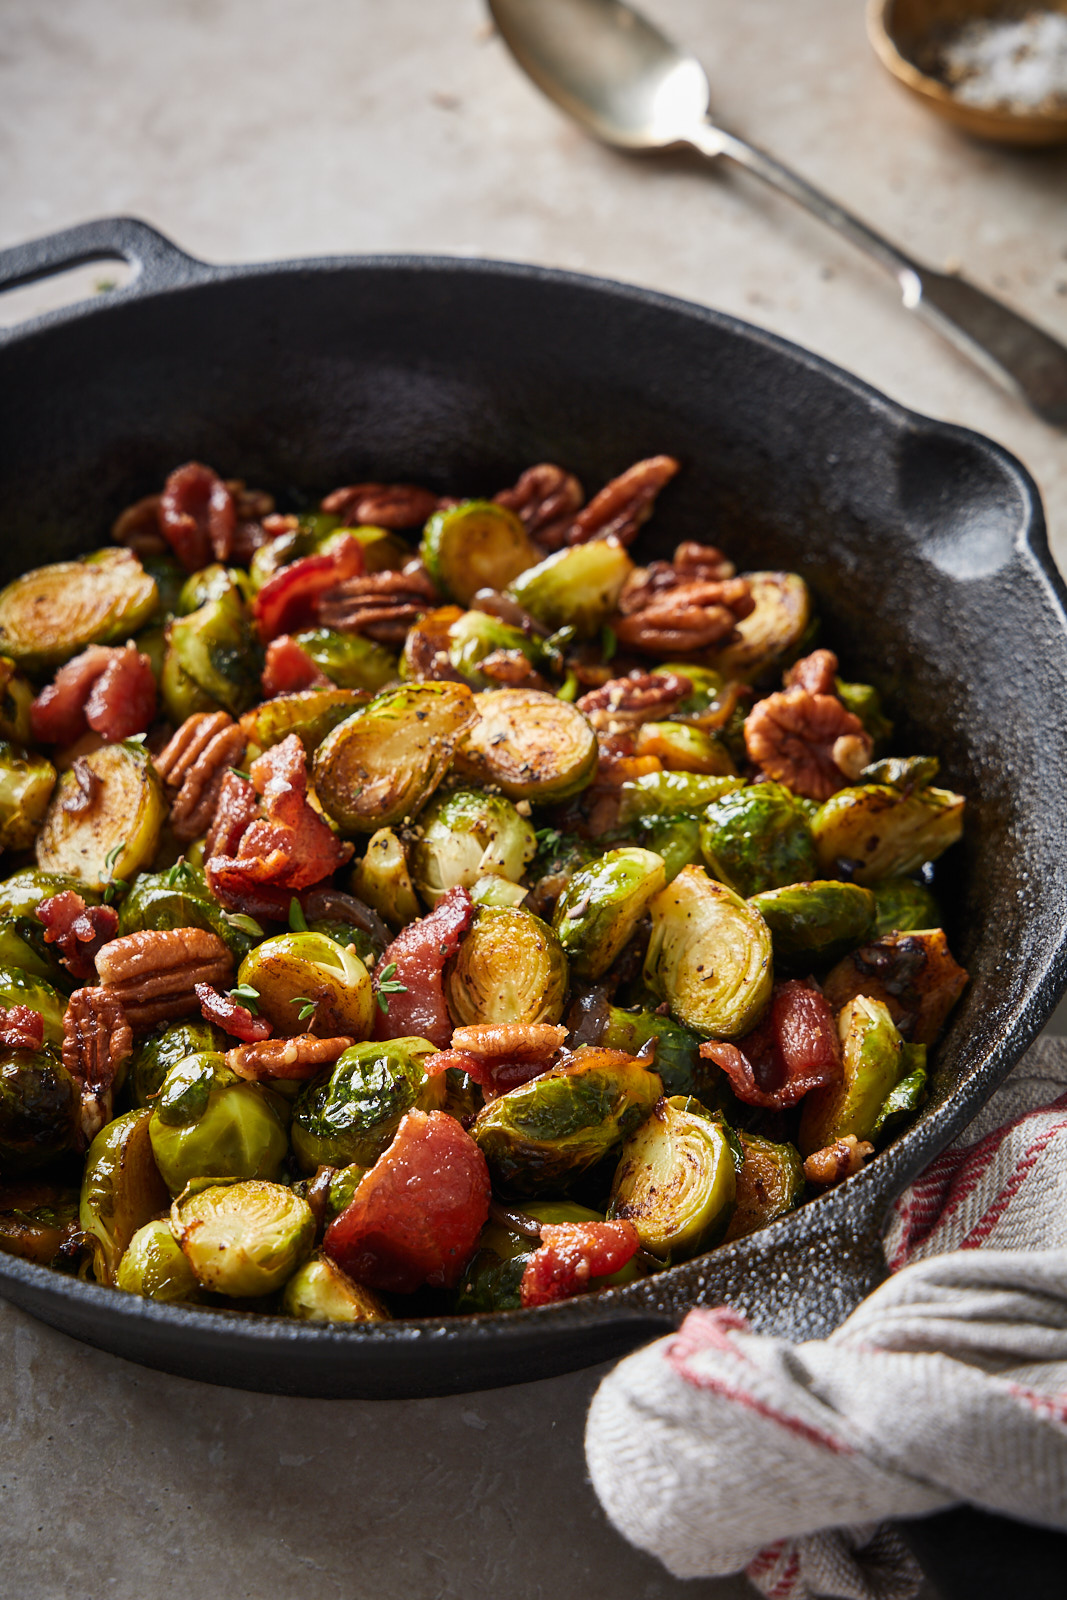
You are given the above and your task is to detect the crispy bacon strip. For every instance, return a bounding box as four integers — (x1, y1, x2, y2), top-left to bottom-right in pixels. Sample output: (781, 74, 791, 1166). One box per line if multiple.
(37, 891, 119, 983)
(195, 982, 273, 1042)
(253, 535, 364, 643)
(520, 1220, 640, 1308)
(700, 980, 841, 1109)
(372, 887, 474, 1048)
(0, 1005, 45, 1051)
(260, 635, 331, 697)
(31, 643, 156, 746)
(205, 769, 259, 860)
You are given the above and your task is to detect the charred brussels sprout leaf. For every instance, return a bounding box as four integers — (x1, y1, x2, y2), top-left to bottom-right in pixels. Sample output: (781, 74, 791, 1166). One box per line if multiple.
(165, 586, 262, 718)
(644, 866, 773, 1039)
(709, 572, 811, 682)
(290, 1036, 440, 1172)
(350, 828, 420, 929)
(240, 686, 371, 760)
(292, 629, 398, 693)
(128, 1020, 228, 1109)
(837, 679, 894, 752)
(0, 550, 158, 669)
(455, 688, 598, 803)
(237, 932, 374, 1040)
(799, 996, 905, 1156)
(553, 848, 666, 980)
(618, 771, 742, 826)
(869, 877, 942, 938)
(0, 1046, 79, 1174)
(282, 1253, 391, 1322)
(811, 784, 965, 884)
(610, 1095, 737, 1260)
(119, 865, 259, 963)
(634, 814, 704, 884)
(870, 1044, 927, 1144)
(410, 788, 536, 908)
(148, 1052, 289, 1195)
(862, 756, 939, 791)
(748, 881, 876, 967)
(0, 918, 66, 986)
(0, 742, 56, 851)
(700, 781, 817, 899)
(36, 740, 165, 891)
(472, 1047, 662, 1195)
(116, 1218, 201, 1302)
(172, 1179, 315, 1297)
(506, 539, 634, 637)
(422, 501, 540, 605)
(80, 1108, 171, 1284)
(722, 1131, 805, 1242)
(446, 905, 569, 1027)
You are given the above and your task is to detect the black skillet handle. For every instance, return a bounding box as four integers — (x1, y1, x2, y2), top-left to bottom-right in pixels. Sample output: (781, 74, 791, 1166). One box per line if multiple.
(0, 216, 207, 308)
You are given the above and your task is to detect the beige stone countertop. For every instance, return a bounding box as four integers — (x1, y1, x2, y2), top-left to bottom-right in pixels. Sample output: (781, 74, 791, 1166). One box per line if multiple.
(2, 0, 1066, 1595)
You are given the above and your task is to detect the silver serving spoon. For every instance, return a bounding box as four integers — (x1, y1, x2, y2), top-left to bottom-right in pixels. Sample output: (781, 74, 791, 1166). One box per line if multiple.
(489, 0, 1067, 426)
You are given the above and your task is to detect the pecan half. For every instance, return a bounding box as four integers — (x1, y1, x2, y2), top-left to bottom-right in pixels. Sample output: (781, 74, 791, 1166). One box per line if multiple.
(95, 928, 234, 1030)
(672, 542, 737, 582)
(316, 564, 440, 645)
(475, 650, 550, 691)
(111, 493, 166, 557)
(431, 1022, 567, 1099)
(803, 1135, 874, 1188)
(613, 546, 754, 655)
(402, 605, 468, 683)
(744, 687, 872, 803)
(154, 711, 248, 843)
(576, 670, 692, 735)
(320, 482, 440, 530)
(494, 463, 584, 552)
(63, 987, 133, 1146)
(784, 648, 839, 697)
(566, 455, 679, 547)
(226, 479, 277, 562)
(226, 1033, 355, 1082)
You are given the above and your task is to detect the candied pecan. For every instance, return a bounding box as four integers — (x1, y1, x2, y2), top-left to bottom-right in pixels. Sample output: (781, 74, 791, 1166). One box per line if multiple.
(226, 1033, 355, 1082)
(160, 461, 236, 570)
(317, 564, 440, 645)
(566, 455, 679, 547)
(226, 479, 277, 561)
(253, 533, 365, 642)
(111, 493, 166, 557)
(576, 670, 692, 735)
(784, 648, 839, 697)
(321, 482, 440, 530)
(475, 650, 550, 691)
(205, 768, 259, 860)
(38, 892, 119, 983)
(613, 562, 754, 656)
(261, 636, 331, 697)
(62, 987, 133, 1145)
(494, 463, 584, 552)
(803, 1135, 874, 1188)
(195, 982, 273, 1042)
(744, 686, 872, 803)
(432, 1022, 566, 1100)
(62, 756, 101, 816)
(672, 542, 737, 581)
(0, 1006, 45, 1051)
(155, 711, 248, 844)
(95, 928, 234, 1030)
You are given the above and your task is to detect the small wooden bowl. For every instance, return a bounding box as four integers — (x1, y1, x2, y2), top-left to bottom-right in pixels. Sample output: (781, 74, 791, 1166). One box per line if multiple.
(867, 0, 1067, 144)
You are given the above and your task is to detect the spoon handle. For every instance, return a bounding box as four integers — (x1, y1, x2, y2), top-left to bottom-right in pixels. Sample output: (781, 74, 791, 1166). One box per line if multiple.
(692, 122, 1067, 426)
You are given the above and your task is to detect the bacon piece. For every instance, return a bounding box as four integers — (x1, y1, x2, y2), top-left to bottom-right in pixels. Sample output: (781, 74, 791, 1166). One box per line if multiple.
(372, 887, 474, 1048)
(253, 534, 364, 643)
(225, 1033, 354, 1081)
(520, 1219, 640, 1308)
(159, 461, 236, 570)
(0, 1006, 45, 1051)
(37, 891, 119, 983)
(260, 635, 331, 698)
(324, 1109, 490, 1292)
(205, 769, 259, 860)
(700, 980, 841, 1109)
(195, 982, 273, 1042)
(32, 644, 156, 745)
(31, 647, 113, 745)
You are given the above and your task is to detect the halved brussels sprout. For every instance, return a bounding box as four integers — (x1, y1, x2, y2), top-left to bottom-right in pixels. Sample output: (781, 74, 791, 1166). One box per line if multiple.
(0, 656, 34, 744)
(0, 1180, 80, 1267)
(348, 526, 412, 574)
(634, 814, 704, 885)
(700, 781, 818, 899)
(237, 932, 374, 1040)
(446, 610, 544, 687)
(799, 995, 905, 1156)
(128, 1019, 228, 1109)
(811, 784, 965, 884)
(454, 688, 597, 802)
(869, 877, 942, 938)
(722, 1131, 805, 1242)
(601, 1005, 726, 1106)
(282, 1253, 391, 1322)
(632, 722, 737, 776)
(553, 848, 666, 980)
(837, 679, 893, 752)
(160, 647, 218, 723)
(870, 1044, 927, 1144)
(172, 1179, 315, 1297)
(0, 868, 100, 920)
(862, 755, 939, 791)
(422, 500, 540, 605)
(313, 682, 476, 834)
(0, 1045, 79, 1173)
(292, 628, 398, 693)
(644, 866, 773, 1039)
(822, 928, 968, 1046)
(36, 740, 166, 891)
(709, 572, 811, 682)
(506, 539, 634, 637)
(0, 549, 158, 668)
(610, 1095, 737, 1260)
(0, 965, 67, 1046)
(240, 686, 371, 760)
(472, 1046, 662, 1195)
(410, 789, 536, 908)
(617, 771, 742, 825)
(119, 864, 259, 964)
(148, 1052, 289, 1195)
(80, 1108, 171, 1284)
(454, 1198, 643, 1312)
(748, 881, 876, 967)
(446, 905, 569, 1027)
(291, 1036, 441, 1172)
(116, 1218, 201, 1303)
(350, 828, 420, 929)
(0, 742, 56, 851)
(176, 563, 248, 616)
(0, 917, 66, 986)
(165, 586, 262, 719)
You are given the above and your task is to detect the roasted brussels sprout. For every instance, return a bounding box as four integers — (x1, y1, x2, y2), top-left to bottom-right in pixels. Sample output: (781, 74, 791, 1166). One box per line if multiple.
(240, 686, 371, 760)
(248, 519, 339, 590)
(748, 881, 876, 967)
(0, 655, 35, 744)
(422, 500, 540, 605)
(634, 814, 703, 884)
(617, 771, 742, 825)
(80, 1109, 171, 1283)
(116, 1218, 201, 1302)
(128, 1019, 228, 1109)
(445, 610, 544, 687)
(472, 1046, 662, 1195)
(313, 682, 476, 833)
(119, 864, 259, 963)
(699, 781, 818, 899)
(165, 584, 262, 719)
(446, 905, 569, 1027)
(282, 1253, 390, 1322)
(600, 1005, 725, 1105)
(0, 1045, 79, 1173)
(644, 866, 773, 1039)
(837, 679, 893, 752)
(172, 1179, 315, 1297)
(140, 552, 186, 620)
(0, 549, 158, 669)
(0, 917, 67, 986)
(160, 648, 218, 723)
(610, 1095, 738, 1260)
(350, 828, 420, 929)
(455, 688, 598, 802)
(292, 628, 398, 693)
(822, 928, 968, 1046)
(553, 848, 666, 980)
(148, 1052, 289, 1195)
(176, 563, 248, 616)
(0, 1180, 81, 1267)
(506, 539, 634, 637)
(410, 789, 536, 908)
(799, 996, 905, 1156)
(36, 740, 166, 891)
(869, 877, 942, 938)
(0, 868, 100, 920)
(632, 721, 737, 776)
(0, 965, 66, 1046)
(811, 783, 965, 884)
(722, 1131, 805, 1242)
(290, 1036, 441, 1172)
(710, 572, 811, 682)
(236, 932, 374, 1040)
(0, 742, 56, 851)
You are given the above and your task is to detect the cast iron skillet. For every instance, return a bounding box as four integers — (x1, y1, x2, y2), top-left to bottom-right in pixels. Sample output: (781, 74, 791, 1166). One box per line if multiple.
(0, 218, 1065, 1400)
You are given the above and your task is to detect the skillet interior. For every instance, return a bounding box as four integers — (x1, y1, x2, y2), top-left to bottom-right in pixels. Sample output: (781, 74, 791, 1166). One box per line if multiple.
(0, 241, 1065, 1397)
